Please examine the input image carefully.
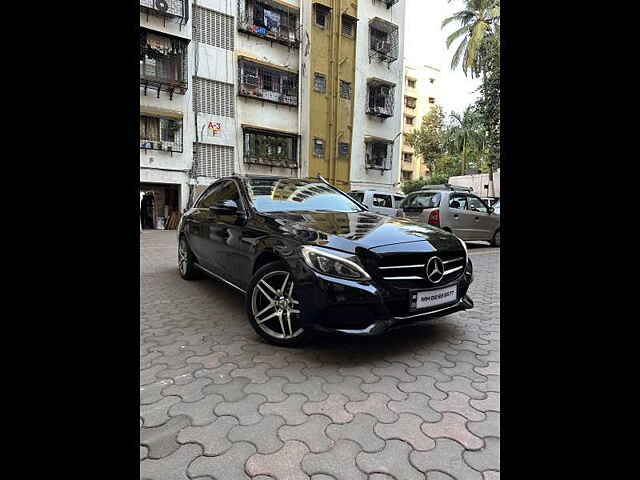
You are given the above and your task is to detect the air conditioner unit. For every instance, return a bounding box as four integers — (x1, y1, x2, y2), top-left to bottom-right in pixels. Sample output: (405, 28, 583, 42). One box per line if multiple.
(376, 41, 391, 53)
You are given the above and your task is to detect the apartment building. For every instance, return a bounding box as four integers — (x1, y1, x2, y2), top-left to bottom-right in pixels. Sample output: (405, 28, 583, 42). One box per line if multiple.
(350, 0, 406, 193)
(399, 64, 440, 182)
(140, 1, 192, 227)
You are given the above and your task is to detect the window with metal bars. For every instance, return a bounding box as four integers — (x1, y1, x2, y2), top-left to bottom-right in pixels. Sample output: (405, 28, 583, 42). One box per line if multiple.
(140, 116, 183, 152)
(405, 96, 417, 108)
(342, 15, 355, 37)
(369, 18, 399, 64)
(193, 143, 235, 178)
(339, 143, 350, 158)
(193, 77, 235, 118)
(238, 59, 298, 106)
(367, 81, 395, 118)
(243, 128, 298, 169)
(192, 5, 234, 51)
(340, 80, 352, 99)
(314, 73, 327, 93)
(365, 141, 392, 170)
(140, 30, 188, 89)
(314, 139, 325, 157)
(237, 0, 300, 47)
(314, 4, 330, 28)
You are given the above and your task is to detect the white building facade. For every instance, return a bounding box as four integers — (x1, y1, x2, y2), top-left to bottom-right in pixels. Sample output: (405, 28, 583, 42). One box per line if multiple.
(350, 0, 406, 193)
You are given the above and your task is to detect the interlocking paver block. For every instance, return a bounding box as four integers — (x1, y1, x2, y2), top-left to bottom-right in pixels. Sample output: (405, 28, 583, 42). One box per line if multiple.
(303, 365, 346, 383)
(202, 376, 251, 401)
(322, 376, 367, 401)
(162, 377, 212, 403)
(302, 439, 366, 480)
(156, 364, 202, 386)
(140, 445, 148, 461)
(251, 351, 290, 368)
(231, 363, 271, 383)
(442, 361, 488, 383)
(140, 443, 202, 480)
(337, 365, 380, 383)
(472, 375, 500, 393)
(406, 362, 452, 382)
(470, 392, 500, 413)
(188, 441, 256, 480)
(303, 394, 354, 424)
(371, 362, 417, 382)
(186, 351, 226, 369)
(177, 415, 238, 455)
(398, 375, 447, 400)
(345, 393, 398, 423)
(369, 474, 397, 480)
(413, 350, 455, 368)
(260, 394, 309, 425)
(474, 362, 500, 377)
(194, 363, 236, 384)
(445, 350, 488, 367)
(229, 415, 285, 453)
(436, 375, 487, 400)
(464, 437, 500, 472)
(279, 414, 333, 453)
(152, 351, 198, 368)
(140, 380, 173, 405)
(389, 392, 442, 422)
(210, 340, 247, 356)
(483, 471, 500, 480)
(168, 394, 223, 425)
(245, 376, 289, 402)
(283, 376, 328, 401)
(449, 340, 490, 355)
(421, 412, 483, 449)
(326, 413, 385, 452)
(140, 415, 191, 459)
(141, 396, 182, 427)
(267, 363, 308, 383)
(361, 376, 409, 401)
(356, 439, 423, 480)
(214, 393, 266, 425)
(374, 413, 436, 451)
(141, 364, 167, 386)
(467, 411, 500, 438)
(430, 392, 485, 421)
(246, 440, 310, 480)
(410, 438, 483, 480)
(427, 472, 456, 480)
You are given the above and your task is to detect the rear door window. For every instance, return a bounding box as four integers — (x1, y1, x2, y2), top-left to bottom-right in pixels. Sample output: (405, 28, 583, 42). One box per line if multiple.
(466, 194, 489, 213)
(449, 193, 468, 210)
(405, 192, 441, 208)
(373, 194, 393, 208)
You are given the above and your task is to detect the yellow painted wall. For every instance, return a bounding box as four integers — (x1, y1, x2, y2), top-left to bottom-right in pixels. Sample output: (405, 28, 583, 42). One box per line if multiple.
(307, 0, 357, 190)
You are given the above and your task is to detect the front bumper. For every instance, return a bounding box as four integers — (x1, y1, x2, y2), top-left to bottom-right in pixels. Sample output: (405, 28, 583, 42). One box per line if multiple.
(293, 257, 474, 336)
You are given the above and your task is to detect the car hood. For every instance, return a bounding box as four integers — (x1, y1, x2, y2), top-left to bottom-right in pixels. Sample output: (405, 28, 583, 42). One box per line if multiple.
(258, 211, 463, 254)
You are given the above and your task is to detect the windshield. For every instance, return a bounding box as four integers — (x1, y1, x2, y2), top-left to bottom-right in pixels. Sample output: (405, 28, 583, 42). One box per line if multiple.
(348, 192, 365, 203)
(247, 178, 363, 213)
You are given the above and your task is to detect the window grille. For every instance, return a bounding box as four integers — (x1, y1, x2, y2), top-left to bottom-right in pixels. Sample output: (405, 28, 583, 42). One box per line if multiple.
(193, 143, 235, 178)
(243, 128, 298, 169)
(405, 96, 416, 109)
(140, 30, 188, 93)
(314, 4, 330, 28)
(365, 140, 393, 170)
(140, 116, 183, 152)
(193, 77, 235, 118)
(314, 139, 325, 157)
(369, 17, 399, 64)
(237, 0, 300, 47)
(366, 80, 395, 118)
(403, 153, 413, 163)
(340, 80, 352, 99)
(192, 6, 234, 51)
(314, 73, 327, 93)
(238, 59, 298, 106)
(342, 15, 355, 37)
(140, 0, 186, 20)
(339, 143, 350, 158)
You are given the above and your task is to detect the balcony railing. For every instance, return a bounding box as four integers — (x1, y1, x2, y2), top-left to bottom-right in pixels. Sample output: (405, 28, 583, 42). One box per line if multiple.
(367, 80, 395, 118)
(140, 30, 188, 97)
(140, 0, 188, 22)
(140, 116, 184, 153)
(369, 18, 399, 64)
(238, 0, 300, 47)
(238, 58, 298, 107)
(243, 128, 298, 169)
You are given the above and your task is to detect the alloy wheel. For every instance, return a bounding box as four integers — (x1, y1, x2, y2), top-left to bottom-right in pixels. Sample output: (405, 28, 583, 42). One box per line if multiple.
(251, 270, 303, 340)
(178, 239, 188, 275)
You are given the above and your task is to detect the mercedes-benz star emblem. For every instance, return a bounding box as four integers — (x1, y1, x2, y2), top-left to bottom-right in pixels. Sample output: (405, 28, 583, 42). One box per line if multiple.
(426, 256, 445, 284)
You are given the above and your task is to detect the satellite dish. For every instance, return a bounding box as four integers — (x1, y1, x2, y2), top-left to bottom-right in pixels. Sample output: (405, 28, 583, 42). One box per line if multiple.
(154, 0, 169, 13)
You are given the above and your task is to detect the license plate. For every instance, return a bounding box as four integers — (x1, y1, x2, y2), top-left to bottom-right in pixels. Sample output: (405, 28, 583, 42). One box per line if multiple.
(415, 285, 457, 310)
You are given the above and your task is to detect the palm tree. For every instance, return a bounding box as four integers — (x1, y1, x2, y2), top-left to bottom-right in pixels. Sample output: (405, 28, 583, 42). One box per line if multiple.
(446, 107, 482, 176)
(442, 0, 500, 78)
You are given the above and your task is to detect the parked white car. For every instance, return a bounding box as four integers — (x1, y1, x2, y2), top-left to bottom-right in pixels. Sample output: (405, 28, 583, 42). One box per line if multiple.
(348, 190, 405, 217)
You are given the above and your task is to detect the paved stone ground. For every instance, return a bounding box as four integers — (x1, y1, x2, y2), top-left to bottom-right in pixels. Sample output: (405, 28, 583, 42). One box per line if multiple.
(140, 230, 500, 480)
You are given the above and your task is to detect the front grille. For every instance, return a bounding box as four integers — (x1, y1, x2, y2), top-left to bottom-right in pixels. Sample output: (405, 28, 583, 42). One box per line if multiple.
(375, 251, 466, 289)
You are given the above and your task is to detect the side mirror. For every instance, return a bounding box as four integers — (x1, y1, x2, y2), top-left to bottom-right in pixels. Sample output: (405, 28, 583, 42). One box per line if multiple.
(210, 200, 239, 215)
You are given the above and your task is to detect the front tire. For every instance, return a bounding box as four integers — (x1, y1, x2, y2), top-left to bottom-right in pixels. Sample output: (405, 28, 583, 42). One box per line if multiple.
(491, 229, 501, 247)
(246, 261, 312, 347)
(178, 236, 202, 280)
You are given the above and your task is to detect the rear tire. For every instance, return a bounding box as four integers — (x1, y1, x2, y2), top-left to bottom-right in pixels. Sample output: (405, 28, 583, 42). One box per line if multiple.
(178, 236, 202, 280)
(491, 229, 501, 247)
(246, 261, 312, 347)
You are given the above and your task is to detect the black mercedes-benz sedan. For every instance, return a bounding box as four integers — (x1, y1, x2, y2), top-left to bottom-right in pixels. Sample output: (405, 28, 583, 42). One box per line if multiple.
(177, 175, 474, 346)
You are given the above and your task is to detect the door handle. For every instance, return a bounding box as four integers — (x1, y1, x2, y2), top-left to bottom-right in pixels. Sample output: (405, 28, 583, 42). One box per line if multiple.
(453, 214, 459, 219)
(475, 217, 480, 221)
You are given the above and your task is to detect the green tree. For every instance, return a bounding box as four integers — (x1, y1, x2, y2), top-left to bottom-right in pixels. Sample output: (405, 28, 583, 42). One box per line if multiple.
(401, 174, 450, 195)
(445, 106, 482, 175)
(405, 104, 446, 176)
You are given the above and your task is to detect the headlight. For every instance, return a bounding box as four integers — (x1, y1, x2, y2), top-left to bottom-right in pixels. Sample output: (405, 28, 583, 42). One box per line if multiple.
(301, 246, 371, 281)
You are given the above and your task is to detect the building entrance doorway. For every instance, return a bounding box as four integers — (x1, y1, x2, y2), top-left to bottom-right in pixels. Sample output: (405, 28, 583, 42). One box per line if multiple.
(140, 183, 181, 230)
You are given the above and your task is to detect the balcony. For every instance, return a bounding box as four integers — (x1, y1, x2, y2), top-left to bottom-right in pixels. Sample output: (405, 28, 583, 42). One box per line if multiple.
(385, 0, 401, 8)
(140, 115, 183, 153)
(238, 58, 298, 107)
(366, 79, 395, 119)
(140, 29, 188, 98)
(369, 17, 399, 64)
(405, 96, 417, 110)
(238, 0, 300, 48)
(140, 0, 188, 23)
(365, 137, 393, 171)
(243, 127, 298, 169)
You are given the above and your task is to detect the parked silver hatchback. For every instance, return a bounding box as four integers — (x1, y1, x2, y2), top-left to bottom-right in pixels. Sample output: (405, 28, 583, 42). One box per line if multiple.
(348, 190, 406, 217)
(399, 185, 500, 246)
